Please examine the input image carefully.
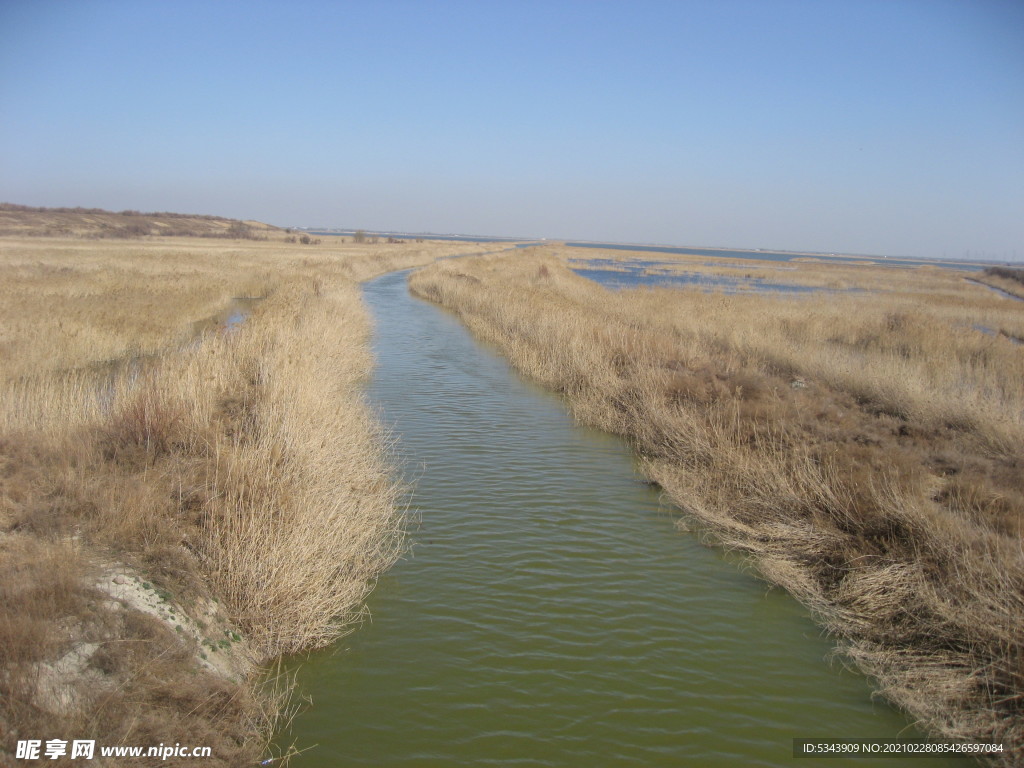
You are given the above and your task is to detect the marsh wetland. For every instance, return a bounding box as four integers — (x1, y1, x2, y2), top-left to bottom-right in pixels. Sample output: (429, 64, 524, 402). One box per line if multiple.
(2, 217, 1021, 766)
(406, 246, 1024, 764)
(282, 268, 964, 767)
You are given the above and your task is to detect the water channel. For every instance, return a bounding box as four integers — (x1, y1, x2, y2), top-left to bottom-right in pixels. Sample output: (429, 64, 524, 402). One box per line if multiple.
(283, 269, 961, 767)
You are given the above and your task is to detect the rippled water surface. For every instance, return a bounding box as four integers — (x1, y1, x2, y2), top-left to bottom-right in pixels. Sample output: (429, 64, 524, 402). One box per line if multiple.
(569, 261, 838, 294)
(284, 270, 957, 767)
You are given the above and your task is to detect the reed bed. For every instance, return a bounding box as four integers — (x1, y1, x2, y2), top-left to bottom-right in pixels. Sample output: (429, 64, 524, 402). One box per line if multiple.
(410, 248, 1024, 764)
(0, 234, 503, 765)
(972, 267, 1024, 301)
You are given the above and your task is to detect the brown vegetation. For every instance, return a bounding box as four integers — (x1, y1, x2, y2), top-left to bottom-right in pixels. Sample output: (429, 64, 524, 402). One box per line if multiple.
(0, 232, 509, 765)
(984, 266, 1024, 287)
(0, 203, 281, 240)
(410, 247, 1024, 764)
(974, 267, 1024, 301)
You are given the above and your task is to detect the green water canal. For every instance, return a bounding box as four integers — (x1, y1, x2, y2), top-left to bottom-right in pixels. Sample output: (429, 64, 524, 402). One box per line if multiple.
(282, 269, 958, 767)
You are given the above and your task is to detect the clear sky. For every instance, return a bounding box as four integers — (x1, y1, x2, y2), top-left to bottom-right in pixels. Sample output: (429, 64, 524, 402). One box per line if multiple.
(1, 0, 1021, 258)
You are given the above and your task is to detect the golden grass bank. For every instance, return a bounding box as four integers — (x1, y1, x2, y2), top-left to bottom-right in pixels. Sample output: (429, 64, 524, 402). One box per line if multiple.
(0, 231, 503, 766)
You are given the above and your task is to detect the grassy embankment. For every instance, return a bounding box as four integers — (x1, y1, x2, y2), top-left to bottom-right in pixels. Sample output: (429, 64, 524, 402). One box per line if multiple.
(0, 203, 280, 241)
(410, 246, 1024, 765)
(972, 266, 1024, 302)
(0, 226, 503, 766)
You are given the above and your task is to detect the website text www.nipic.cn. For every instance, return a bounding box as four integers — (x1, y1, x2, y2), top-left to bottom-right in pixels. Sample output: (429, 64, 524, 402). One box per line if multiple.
(16, 740, 212, 761)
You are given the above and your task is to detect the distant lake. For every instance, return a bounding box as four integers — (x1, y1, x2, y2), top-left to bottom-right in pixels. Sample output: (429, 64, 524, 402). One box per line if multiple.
(570, 260, 852, 295)
(564, 242, 992, 272)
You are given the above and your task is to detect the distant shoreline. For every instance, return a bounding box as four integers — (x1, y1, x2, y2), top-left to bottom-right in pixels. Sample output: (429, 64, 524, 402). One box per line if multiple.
(304, 227, 1014, 268)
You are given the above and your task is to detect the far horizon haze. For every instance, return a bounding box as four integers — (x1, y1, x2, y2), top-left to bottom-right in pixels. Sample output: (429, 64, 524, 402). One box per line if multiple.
(1, 1, 1021, 260)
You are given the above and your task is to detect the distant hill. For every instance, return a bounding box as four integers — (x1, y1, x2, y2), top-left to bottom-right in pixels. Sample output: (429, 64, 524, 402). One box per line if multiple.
(0, 203, 282, 239)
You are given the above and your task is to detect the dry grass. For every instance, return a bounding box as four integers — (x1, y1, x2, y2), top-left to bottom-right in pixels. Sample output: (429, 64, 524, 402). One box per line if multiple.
(0, 233, 511, 764)
(971, 267, 1024, 301)
(410, 247, 1024, 764)
(0, 202, 281, 239)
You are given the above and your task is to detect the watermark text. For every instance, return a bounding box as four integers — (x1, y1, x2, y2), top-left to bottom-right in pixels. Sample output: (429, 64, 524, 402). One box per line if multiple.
(16, 739, 211, 760)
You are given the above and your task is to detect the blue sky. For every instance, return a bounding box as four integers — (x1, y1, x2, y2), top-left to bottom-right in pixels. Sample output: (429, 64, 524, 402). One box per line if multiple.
(1, 0, 1021, 258)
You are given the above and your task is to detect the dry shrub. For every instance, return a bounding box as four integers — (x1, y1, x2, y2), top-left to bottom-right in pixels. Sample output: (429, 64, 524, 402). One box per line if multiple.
(79, 611, 276, 768)
(410, 249, 1024, 764)
(0, 551, 278, 766)
(193, 282, 404, 656)
(104, 377, 187, 461)
(0, 537, 85, 669)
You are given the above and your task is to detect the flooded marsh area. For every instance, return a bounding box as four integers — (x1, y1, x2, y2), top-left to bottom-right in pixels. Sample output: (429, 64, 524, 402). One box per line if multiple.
(409, 248, 1024, 764)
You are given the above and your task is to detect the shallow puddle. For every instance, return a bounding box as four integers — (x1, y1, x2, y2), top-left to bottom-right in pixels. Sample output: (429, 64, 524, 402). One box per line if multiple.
(190, 296, 261, 336)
